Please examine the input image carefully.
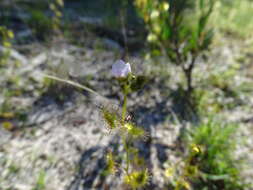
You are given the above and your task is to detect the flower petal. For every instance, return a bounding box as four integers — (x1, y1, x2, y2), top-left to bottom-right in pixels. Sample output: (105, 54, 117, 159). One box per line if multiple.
(112, 60, 131, 78)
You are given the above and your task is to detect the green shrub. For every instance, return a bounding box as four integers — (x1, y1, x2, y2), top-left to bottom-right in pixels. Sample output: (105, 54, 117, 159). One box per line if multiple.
(135, 0, 214, 97)
(185, 119, 246, 190)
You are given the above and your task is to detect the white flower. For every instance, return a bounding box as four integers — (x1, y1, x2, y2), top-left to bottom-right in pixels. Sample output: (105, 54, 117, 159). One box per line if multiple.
(112, 60, 131, 78)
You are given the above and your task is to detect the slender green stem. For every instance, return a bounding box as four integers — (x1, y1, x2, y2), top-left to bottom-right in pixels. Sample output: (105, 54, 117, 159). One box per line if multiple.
(122, 93, 127, 121)
(124, 137, 130, 175)
(122, 90, 130, 175)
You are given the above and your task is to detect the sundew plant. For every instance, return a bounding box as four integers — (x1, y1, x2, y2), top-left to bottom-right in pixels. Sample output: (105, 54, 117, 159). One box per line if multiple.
(102, 60, 150, 189)
(135, 0, 214, 98)
(43, 60, 149, 189)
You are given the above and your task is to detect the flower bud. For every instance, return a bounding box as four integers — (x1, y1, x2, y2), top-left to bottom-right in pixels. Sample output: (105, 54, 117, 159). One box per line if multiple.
(150, 10, 159, 20)
(162, 2, 169, 11)
(147, 33, 157, 42)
